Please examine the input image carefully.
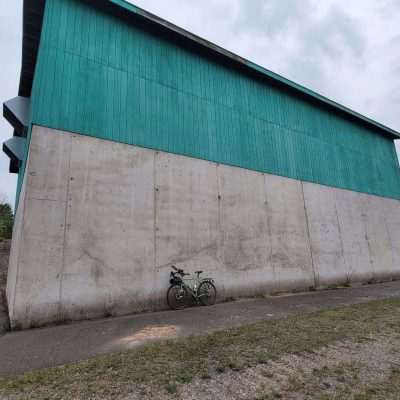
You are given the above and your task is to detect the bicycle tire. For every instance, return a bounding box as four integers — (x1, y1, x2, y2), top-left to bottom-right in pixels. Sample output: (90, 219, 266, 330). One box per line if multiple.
(198, 281, 217, 306)
(167, 284, 188, 310)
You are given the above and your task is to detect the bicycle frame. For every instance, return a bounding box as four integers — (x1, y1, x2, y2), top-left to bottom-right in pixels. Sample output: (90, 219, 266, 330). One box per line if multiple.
(167, 265, 216, 309)
(174, 272, 214, 301)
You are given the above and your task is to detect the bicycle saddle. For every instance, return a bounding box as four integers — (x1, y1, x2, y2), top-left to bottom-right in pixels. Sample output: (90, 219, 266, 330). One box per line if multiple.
(195, 270, 203, 274)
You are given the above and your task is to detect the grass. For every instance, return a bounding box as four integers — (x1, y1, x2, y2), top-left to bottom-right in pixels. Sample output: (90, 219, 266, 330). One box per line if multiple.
(1, 298, 400, 399)
(291, 365, 400, 400)
(354, 366, 400, 399)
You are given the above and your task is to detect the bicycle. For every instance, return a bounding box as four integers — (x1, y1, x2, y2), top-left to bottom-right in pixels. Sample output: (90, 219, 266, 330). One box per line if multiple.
(167, 265, 217, 310)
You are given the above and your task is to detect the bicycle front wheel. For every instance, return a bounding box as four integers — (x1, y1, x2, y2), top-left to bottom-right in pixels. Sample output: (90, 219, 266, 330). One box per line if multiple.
(167, 284, 188, 310)
(198, 281, 217, 306)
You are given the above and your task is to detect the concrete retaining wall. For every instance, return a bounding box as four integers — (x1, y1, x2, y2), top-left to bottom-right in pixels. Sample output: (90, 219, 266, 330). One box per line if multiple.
(6, 126, 400, 328)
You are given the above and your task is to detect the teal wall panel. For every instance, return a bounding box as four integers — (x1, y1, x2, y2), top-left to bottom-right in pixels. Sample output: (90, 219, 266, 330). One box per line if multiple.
(28, 0, 400, 199)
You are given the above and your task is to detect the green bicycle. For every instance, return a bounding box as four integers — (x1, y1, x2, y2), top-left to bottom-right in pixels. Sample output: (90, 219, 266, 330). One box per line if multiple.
(167, 265, 217, 310)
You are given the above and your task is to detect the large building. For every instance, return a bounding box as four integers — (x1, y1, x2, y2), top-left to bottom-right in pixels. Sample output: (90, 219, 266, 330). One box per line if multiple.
(3, 0, 400, 329)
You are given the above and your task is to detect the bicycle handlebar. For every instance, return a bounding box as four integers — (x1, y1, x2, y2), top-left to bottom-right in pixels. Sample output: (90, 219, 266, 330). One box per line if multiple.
(171, 265, 189, 276)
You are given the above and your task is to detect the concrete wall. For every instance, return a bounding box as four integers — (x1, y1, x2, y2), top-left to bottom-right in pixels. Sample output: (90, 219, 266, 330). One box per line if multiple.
(6, 126, 400, 328)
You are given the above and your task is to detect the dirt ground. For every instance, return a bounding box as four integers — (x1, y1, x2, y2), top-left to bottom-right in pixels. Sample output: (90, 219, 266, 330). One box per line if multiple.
(1, 297, 400, 399)
(172, 333, 400, 400)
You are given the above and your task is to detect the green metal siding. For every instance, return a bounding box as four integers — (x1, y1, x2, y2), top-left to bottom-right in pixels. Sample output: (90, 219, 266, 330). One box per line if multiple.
(28, 0, 400, 199)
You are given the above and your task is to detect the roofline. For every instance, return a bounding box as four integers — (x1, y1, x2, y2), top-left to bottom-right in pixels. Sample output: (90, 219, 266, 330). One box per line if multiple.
(19, 0, 46, 98)
(20, 0, 400, 139)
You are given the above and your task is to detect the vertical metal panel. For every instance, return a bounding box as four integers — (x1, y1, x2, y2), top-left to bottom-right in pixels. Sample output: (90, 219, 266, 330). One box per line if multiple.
(27, 0, 400, 200)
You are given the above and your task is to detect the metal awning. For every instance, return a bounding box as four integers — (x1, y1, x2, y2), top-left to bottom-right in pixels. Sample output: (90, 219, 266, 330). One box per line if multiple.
(3, 96, 31, 137)
(3, 137, 27, 174)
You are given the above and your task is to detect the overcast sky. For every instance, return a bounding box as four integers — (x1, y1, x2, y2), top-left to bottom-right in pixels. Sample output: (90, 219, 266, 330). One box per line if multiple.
(1, 0, 399, 206)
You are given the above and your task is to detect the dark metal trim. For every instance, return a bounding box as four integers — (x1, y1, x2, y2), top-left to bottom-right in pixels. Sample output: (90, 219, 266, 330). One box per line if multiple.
(3, 96, 31, 137)
(19, 0, 46, 98)
(2, 137, 27, 174)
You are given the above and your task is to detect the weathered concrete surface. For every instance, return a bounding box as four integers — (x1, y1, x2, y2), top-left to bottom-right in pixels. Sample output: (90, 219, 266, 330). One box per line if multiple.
(6, 126, 400, 328)
(7, 133, 68, 328)
(303, 182, 348, 286)
(384, 197, 400, 279)
(1, 281, 400, 378)
(265, 175, 314, 292)
(14, 199, 65, 327)
(218, 166, 273, 297)
(61, 136, 156, 321)
(155, 153, 221, 299)
(6, 159, 28, 328)
(363, 195, 395, 281)
(334, 190, 373, 283)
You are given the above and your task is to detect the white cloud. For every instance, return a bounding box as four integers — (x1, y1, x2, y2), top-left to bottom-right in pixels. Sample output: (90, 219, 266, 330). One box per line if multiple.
(0, 0, 22, 207)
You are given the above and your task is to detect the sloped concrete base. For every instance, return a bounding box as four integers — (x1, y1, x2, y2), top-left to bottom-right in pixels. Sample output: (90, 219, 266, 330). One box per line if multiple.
(6, 126, 400, 328)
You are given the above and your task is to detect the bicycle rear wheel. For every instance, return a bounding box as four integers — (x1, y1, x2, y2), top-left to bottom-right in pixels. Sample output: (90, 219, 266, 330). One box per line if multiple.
(167, 284, 188, 310)
(198, 281, 217, 306)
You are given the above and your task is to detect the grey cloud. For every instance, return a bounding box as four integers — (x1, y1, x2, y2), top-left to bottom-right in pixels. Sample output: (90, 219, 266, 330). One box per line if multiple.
(390, 34, 400, 45)
(232, 1, 366, 102)
(234, 1, 365, 60)
(234, 0, 313, 37)
(377, 0, 400, 17)
(392, 63, 400, 75)
(388, 88, 400, 104)
(299, 5, 366, 61)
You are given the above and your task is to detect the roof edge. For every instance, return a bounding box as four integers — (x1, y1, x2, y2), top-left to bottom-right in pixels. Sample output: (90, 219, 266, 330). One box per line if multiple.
(20, 0, 400, 139)
(109, 0, 400, 139)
